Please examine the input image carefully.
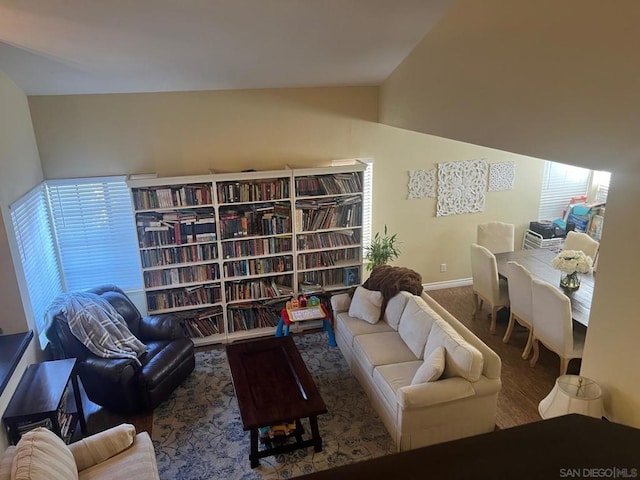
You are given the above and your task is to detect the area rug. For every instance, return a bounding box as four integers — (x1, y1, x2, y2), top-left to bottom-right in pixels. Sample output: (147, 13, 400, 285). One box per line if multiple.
(152, 332, 394, 479)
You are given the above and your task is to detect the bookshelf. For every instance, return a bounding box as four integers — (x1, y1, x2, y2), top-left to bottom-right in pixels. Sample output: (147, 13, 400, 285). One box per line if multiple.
(293, 166, 365, 293)
(129, 175, 226, 345)
(216, 170, 294, 342)
(128, 163, 365, 346)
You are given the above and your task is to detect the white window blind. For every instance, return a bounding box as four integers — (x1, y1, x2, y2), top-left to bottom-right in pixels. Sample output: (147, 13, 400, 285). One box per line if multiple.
(331, 158, 373, 258)
(594, 170, 611, 203)
(46, 176, 142, 291)
(10, 184, 64, 347)
(361, 160, 373, 257)
(538, 161, 592, 221)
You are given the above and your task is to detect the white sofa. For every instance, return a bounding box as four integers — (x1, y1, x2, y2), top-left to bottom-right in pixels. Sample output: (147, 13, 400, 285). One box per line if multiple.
(331, 289, 502, 452)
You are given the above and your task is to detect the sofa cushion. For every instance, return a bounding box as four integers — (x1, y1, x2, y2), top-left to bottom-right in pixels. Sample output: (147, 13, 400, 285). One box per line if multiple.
(383, 291, 413, 330)
(397, 296, 438, 359)
(348, 286, 384, 324)
(373, 361, 423, 411)
(70, 424, 136, 472)
(11, 427, 78, 480)
(335, 312, 394, 348)
(353, 332, 419, 376)
(411, 345, 445, 385)
(424, 319, 484, 382)
(76, 432, 160, 480)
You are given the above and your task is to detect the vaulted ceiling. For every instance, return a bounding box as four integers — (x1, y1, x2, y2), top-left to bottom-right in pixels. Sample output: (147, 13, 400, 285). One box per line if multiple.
(0, 0, 454, 95)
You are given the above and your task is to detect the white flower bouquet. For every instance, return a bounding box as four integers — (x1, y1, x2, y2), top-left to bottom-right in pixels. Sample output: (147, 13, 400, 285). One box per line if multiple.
(552, 249, 593, 274)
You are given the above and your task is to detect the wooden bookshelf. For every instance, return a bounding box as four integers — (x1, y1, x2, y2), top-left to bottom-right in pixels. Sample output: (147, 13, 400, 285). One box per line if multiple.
(128, 163, 365, 345)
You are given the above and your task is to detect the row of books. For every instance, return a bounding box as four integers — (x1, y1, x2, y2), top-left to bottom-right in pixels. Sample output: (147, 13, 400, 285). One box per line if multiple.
(57, 412, 75, 442)
(295, 173, 363, 197)
(295, 201, 362, 231)
(225, 278, 292, 302)
(259, 421, 298, 441)
(132, 184, 213, 210)
(140, 243, 218, 268)
(221, 236, 292, 259)
(298, 267, 353, 287)
(147, 285, 222, 312)
(217, 178, 290, 204)
(227, 304, 282, 332)
(15, 417, 54, 438)
(219, 213, 292, 239)
(137, 209, 217, 247)
(182, 317, 222, 337)
(223, 255, 293, 278)
(297, 229, 361, 251)
(143, 264, 220, 288)
(297, 248, 360, 269)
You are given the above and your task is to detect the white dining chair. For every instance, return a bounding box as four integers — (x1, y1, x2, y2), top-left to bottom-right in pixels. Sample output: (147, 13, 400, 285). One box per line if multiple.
(562, 231, 599, 263)
(470, 243, 510, 334)
(530, 278, 586, 376)
(477, 221, 515, 254)
(502, 261, 534, 359)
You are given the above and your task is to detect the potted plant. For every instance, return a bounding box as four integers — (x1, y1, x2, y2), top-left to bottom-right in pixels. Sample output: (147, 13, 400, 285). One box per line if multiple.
(365, 225, 400, 271)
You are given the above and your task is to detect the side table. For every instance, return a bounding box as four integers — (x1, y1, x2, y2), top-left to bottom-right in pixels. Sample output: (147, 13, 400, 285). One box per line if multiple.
(2, 358, 87, 445)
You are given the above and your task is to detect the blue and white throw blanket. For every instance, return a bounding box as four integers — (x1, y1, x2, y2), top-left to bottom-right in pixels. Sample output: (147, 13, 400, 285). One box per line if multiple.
(45, 291, 147, 366)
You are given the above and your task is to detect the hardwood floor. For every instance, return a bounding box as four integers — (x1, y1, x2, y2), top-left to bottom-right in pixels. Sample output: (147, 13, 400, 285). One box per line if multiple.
(427, 285, 581, 429)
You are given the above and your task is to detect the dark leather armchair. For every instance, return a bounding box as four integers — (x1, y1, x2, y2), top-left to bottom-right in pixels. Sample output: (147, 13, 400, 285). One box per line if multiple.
(46, 285, 195, 414)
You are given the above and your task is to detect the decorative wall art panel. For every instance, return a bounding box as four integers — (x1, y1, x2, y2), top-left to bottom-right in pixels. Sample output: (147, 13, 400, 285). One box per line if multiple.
(436, 159, 488, 216)
(408, 169, 436, 199)
(489, 162, 515, 192)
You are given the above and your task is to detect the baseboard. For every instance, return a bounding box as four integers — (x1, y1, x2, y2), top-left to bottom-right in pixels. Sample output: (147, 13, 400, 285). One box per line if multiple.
(423, 278, 472, 291)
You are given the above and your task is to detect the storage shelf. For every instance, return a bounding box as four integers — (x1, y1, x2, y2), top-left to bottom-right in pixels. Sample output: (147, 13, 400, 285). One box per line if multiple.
(148, 302, 223, 315)
(144, 279, 222, 292)
(134, 203, 215, 214)
(142, 259, 219, 271)
(129, 163, 364, 345)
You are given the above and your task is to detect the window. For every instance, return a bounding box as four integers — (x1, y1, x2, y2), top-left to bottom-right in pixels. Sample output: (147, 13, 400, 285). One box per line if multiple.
(10, 185, 64, 347)
(46, 176, 141, 291)
(361, 159, 373, 255)
(593, 170, 611, 203)
(538, 161, 592, 221)
(331, 158, 373, 257)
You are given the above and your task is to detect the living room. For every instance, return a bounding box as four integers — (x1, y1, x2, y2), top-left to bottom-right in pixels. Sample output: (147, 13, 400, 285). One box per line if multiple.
(1, 0, 639, 477)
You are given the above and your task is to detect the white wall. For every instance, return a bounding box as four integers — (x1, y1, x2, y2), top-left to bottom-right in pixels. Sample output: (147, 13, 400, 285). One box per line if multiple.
(28, 87, 544, 283)
(379, 0, 640, 426)
(0, 70, 46, 453)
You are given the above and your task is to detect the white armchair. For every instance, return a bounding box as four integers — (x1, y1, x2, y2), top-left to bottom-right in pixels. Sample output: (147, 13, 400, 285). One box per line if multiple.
(0, 424, 159, 480)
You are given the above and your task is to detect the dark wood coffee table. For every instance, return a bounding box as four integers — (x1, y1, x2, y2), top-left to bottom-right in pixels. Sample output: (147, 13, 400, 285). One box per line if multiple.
(226, 335, 327, 468)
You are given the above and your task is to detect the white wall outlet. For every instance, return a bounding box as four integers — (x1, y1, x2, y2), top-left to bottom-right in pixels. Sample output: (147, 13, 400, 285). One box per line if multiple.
(440, 263, 447, 273)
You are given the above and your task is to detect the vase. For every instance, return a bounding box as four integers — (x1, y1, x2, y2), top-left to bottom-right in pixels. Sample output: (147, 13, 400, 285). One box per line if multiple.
(560, 271, 581, 291)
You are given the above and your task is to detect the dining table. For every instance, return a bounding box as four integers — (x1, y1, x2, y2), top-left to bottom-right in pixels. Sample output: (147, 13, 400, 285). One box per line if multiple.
(494, 248, 594, 327)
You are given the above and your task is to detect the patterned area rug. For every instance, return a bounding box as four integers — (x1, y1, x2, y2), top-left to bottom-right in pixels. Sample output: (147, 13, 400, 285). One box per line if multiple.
(152, 332, 394, 479)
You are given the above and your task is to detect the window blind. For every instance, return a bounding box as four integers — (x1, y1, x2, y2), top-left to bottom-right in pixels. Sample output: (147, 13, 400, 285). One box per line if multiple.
(10, 184, 64, 347)
(46, 176, 142, 291)
(331, 158, 373, 258)
(594, 170, 611, 203)
(538, 161, 592, 221)
(361, 160, 373, 257)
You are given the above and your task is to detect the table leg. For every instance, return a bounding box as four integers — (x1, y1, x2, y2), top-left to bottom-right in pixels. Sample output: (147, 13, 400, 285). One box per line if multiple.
(250, 428, 259, 468)
(309, 416, 322, 453)
(71, 372, 87, 434)
(275, 317, 285, 337)
(323, 319, 337, 347)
